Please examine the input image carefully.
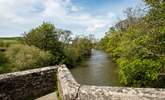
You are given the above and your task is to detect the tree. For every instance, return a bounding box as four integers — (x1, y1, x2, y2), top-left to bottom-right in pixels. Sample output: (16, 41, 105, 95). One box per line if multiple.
(99, 1, 165, 87)
(58, 29, 72, 48)
(23, 22, 64, 64)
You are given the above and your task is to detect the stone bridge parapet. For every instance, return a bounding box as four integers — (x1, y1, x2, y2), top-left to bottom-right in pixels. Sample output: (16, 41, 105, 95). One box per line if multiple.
(0, 65, 165, 100)
(58, 65, 165, 100)
(0, 66, 58, 100)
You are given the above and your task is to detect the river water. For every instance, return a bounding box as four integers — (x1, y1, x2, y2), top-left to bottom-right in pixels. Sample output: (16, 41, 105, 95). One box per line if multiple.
(70, 49, 122, 86)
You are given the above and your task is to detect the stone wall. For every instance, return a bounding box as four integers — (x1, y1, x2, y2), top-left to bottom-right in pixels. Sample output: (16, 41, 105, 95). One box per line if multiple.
(0, 66, 58, 100)
(0, 65, 165, 100)
(57, 65, 165, 100)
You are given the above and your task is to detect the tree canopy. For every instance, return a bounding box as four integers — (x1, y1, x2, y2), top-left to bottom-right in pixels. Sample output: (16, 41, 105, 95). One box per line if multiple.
(99, 0, 165, 87)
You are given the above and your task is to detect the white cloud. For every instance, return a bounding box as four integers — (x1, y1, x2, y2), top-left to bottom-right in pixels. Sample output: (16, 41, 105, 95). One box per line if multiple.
(70, 6, 81, 12)
(0, 0, 116, 38)
(86, 23, 105, 32)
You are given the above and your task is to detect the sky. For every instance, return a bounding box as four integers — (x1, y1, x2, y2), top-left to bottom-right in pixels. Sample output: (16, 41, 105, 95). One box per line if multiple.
(0, 0, 144, 39)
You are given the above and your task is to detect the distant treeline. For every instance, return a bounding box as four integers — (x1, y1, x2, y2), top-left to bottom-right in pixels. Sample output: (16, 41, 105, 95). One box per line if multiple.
(0, 23, 93, 74)
(99, 0, 165, 87)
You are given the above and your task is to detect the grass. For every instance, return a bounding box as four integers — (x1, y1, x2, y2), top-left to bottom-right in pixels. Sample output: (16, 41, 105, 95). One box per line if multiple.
(0, 37, 21, 51)
(0, 37, 19, 74)
(0, 64, 11, 74)
(0, 37, 21, 44)
(57, 81, 62, 100)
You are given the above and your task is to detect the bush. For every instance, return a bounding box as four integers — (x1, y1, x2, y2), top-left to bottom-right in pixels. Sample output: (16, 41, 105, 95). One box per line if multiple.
(64, 46, 80, 67)
(0, 41, 4, 47)
(72, 37, 92, 57)
(0, 51, 6, 65)
(5, 44, 53, 71)
(0, 51, 10, 74)
(118, 58, 161, 87)
(0, 41, 9, 50)
(63, 37, 92, 67)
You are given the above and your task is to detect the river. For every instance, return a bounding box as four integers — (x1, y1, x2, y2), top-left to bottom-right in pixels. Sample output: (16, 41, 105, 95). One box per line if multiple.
(70, 49, 122, 86)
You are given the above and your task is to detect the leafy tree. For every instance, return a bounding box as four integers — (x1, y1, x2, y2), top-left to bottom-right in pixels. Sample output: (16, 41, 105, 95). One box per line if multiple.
(72, 36, 92, 57)
(99, 0, 165, 87)
(23, 22, 93, 67)
(23, 22, 64, 64)
(64, 36, 92, 67)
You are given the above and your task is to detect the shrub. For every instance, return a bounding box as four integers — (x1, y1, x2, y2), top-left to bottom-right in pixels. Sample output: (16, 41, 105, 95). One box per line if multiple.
(0, 41, 4, 47)
(0, 51, 10, 74)
(5, 44, 53, 71)
(118, 58, 161, 87)
(64, 46, 80, 67)
(0, 51, 6, 65)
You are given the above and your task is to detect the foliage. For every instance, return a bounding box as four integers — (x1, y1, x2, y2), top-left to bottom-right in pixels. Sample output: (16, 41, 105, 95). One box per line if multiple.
(72, 37, 92, 56)
(99, 0, 165, 87)
(0, 37, 20, 47)
(23, 22, 64, 64)
(118, 58, 161, 87)
(0, 22, 93, 73)
(64, 36, 92, 67)
(0, 41, 10, 49)
(5, 44, 53, 71)
(0, 51, 6, 65)
(64, 46, 80, 67)
(0, 50, 10, 74)
(23, 22, 93, 67)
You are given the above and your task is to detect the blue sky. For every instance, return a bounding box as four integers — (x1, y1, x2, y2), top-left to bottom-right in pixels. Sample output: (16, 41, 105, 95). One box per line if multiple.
(0, 0, 144, 39)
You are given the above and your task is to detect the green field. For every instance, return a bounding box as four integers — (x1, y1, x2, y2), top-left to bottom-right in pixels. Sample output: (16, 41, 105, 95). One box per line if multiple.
(0, 37, 21, 51)
(0, 37, 21, 44)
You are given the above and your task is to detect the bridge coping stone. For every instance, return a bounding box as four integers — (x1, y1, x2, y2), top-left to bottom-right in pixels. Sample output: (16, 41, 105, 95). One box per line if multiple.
(0, 65, 164, 100)
(57, 65, 165, 100)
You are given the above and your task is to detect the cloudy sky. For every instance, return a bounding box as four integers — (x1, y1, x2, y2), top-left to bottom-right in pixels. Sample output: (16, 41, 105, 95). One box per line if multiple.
(0, 0, 144, 38)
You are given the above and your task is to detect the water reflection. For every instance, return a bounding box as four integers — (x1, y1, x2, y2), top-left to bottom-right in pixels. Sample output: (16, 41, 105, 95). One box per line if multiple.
(70, 49, 121, 86)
